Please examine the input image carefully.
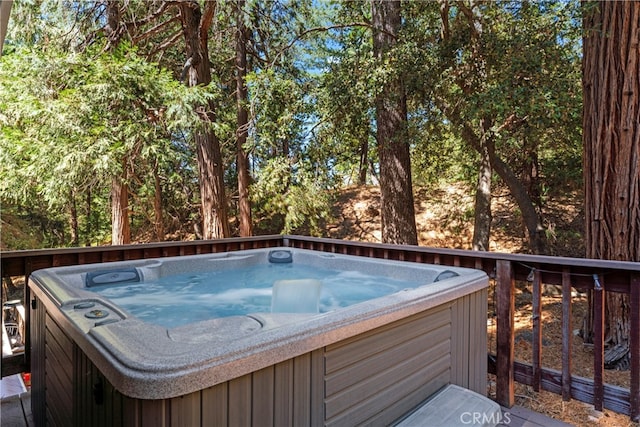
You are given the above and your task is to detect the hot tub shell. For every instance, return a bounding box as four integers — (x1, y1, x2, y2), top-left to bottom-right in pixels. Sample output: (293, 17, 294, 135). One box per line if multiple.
(29, 247, 489, 426)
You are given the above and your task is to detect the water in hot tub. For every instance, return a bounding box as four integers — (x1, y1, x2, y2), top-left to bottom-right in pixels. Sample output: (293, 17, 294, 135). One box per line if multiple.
(94, 263, 422, 328)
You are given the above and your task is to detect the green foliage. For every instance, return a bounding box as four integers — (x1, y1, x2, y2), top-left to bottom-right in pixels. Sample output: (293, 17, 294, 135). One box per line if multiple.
(410, 110, 476, 188)
(0, 0, 585, 249)
(245, 68, 310, 158)
(406, 0, 583, 195)
(309, 3, 376, 185)
(0, 45, 190, 247)
(251, 157, 333, 236)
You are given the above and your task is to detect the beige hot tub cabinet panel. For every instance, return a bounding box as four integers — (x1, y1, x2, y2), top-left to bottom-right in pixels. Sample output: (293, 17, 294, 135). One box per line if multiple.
(30, 288, 487, 427)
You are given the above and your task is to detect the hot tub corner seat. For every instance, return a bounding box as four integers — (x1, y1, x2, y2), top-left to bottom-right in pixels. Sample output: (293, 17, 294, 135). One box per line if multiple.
(394, 384, 502, 427)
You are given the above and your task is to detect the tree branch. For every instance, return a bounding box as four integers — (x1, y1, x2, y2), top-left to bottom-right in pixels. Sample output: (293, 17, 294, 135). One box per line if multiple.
(200, 0, 217, 41)
(126, 1, 174, 29)
(439, 0, 450, 41)
(271, 22, 372, 67)
(147, 30, 183, 58)
(133, 15, 181, 45)
(495, 114, 529, 133)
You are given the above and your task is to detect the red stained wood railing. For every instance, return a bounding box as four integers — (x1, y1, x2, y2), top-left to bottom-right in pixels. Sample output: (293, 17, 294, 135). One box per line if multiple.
(2, 235, 640, 421)
(531, 268, 542, 393)
(631, 273, 640, 420)
(593, 274, 605, 412)
(561, 268, 573, 402)
(495, 259, 516, 408)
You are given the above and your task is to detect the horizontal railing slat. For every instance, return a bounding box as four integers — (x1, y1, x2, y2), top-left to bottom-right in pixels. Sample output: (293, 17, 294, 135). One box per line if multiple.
(1, 354, 24, 377)
(488, 357, 632, 416)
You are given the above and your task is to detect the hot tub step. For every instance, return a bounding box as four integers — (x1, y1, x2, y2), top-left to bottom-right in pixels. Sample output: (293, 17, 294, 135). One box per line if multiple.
(394, 384, 501, 427)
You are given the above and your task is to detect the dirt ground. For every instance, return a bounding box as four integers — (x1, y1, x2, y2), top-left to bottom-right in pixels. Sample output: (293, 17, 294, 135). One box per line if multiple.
(327, 183, 585, 257)
(487, 288, 635, 426)
(328, 184, 637, 426)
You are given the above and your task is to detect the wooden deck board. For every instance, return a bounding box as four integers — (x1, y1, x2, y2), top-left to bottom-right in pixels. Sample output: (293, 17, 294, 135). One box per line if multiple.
(0, 374, 26, 399)
(500, 405, 575, 427)
(1, 391, 573, 427)
(395, 384, 501, 427)
(1, 392, 33, 427)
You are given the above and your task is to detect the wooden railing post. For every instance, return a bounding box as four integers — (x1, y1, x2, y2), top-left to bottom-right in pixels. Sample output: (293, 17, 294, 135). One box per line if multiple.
(630, 273, 640, 421)
(532, 269, 542, 392)
(593, 274, 605, 411)
(496, 259, 515, 408)
(561, 268, 573, 402)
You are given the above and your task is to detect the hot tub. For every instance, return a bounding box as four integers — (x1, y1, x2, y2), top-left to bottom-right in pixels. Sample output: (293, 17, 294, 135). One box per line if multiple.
(29, 247, 489, 426)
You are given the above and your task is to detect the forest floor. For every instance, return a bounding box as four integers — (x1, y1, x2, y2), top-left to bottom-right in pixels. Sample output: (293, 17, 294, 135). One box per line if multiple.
(327, 183, 635, 427)
(326, 182, 585, 257)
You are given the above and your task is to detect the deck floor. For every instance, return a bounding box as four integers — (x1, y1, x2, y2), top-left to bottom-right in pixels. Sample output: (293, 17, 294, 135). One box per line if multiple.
(499, 405, 574, 427)
(1, 391, 573, 427)
(1, 393, 33, 427)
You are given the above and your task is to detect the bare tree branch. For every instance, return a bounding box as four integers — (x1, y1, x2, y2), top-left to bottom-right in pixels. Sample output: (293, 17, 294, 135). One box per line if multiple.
(133, 15, 181, 44)
(271, 22, 372, 67)
(126, 1, 173, 29)
(147, 29, 183, 58)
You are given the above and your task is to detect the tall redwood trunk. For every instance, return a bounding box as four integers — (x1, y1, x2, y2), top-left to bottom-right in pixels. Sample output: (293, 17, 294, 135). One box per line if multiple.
(236, 0, 253, 237)
(106, 1, 130, 245)
(194, 129, 229, 239)
(0, 1, 11, 57)
(582, 1, 640, 368)
(180, 1, 230, 239)
(111, 173, 130, 245)
(371, 0, 418, 245)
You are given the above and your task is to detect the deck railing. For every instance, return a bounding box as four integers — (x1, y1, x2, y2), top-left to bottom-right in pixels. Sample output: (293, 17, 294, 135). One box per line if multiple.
(2, 235, 639, 421)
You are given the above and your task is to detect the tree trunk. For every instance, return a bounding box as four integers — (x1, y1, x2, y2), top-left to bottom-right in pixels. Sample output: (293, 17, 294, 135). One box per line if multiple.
(448, 107, 547, 254)
(521, 133, 542, 212)
(358, 126, 369, 186)
(105, 0, 130, 245)
(371, 0, 418, 245)
(472, 130, 492, 251)
(0, 1, 12, 57)
(153, 162, 165, 241)
(521, 139, 543, 245)
(195, 129, 230, 239)
(85, 189, 92, 246)
(236, 0, 253, 237)
(111, 173, 130, 245)
(68, 189, 79, 246)
(105, 0, 122, 48)
(179, 0, 230, 239)
(488, 139, 546, 254)
(582, 1, 640, 369)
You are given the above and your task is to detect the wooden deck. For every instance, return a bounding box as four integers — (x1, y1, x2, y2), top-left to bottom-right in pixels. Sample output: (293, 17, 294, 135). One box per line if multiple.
(1, 393, 34, 427)
(500, 405, 574, 427)
(3, 235, 639, 422)
(1, 391, 572, 427)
